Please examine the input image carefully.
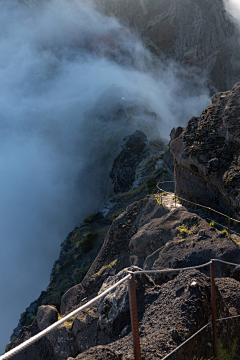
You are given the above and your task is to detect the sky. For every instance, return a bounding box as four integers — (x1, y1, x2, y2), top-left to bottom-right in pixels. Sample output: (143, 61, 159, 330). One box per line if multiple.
(0, 0, 215, 353)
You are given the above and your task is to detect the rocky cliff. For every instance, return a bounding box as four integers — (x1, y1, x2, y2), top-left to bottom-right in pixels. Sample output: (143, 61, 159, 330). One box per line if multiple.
(5, 121, 240, 359)
(170, 81, 240, 219)
(94, 0, 240, 92)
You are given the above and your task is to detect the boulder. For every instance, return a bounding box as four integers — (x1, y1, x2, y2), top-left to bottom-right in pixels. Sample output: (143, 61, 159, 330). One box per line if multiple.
(37, 305, 78, 359)
(37, 305, 58, 331)
(46, 324, 78, 360)
(9, 325, 55, 360)
(97, 267, 155, 337)
(170, 82, 240, 219)
(101, 269, 233, 359)
(142, 208, 240, 279)
(71, 307, 111, 353)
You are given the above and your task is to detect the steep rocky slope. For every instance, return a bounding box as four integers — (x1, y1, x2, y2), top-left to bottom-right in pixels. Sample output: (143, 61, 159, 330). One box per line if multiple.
(170, 81, 240, 219)
(6, 125, 240, 358)
(94, 0, 240, 92)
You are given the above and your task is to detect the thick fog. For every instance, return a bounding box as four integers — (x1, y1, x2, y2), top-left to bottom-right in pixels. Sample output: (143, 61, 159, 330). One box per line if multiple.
(0, 0, 211, 353)
(223, 0, 240, 21)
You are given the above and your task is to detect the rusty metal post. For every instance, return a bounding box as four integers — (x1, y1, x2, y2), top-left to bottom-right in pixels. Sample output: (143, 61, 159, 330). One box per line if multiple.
(164, 181, 165, 192)
(209, 208, 211, 223)
(210, 260, 217, 358)
(128, 274, 141, 360)
(228, 217, 231, 236)
(175, 192, 176, 208)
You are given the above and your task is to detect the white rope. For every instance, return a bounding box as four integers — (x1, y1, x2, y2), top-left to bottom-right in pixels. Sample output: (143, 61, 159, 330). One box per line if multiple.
(212, 258, 240, 267)
(0, 274, 131, 360)
(216, 314, 240, 322)
(128, 261, 212, 275)
(160, 322, 211, 360)
(156, 182, 240, 224)
(3, 256, 240, 359)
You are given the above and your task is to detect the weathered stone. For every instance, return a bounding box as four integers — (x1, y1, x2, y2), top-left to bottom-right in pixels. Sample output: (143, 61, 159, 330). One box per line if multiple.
(97, 267, 155, 337)
(67, 345, 123, 360)
(170, 82, 240, 219)
(109, 130, 147, 193)
(37, 305, 58, 331)
(46, 324, 78, 360)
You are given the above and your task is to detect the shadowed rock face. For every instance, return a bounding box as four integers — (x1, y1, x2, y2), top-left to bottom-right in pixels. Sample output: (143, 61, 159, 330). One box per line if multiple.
(109, 130, 148, 193)
(94, 0, 240, 92)
(170, 82, 240, 219)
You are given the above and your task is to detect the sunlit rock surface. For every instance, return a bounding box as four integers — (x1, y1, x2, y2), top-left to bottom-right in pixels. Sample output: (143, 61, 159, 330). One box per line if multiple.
(170, 81, 240, 219)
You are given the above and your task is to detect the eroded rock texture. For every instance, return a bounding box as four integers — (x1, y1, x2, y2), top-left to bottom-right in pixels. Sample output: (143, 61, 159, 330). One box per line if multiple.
(109, 130, 147, 193)
(170, 82, 240, 219)
(95, 0, 240, 92)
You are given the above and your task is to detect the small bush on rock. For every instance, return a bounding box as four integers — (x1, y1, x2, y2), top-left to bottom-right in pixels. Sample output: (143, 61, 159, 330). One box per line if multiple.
(146, 175, 156, 194)
(78, 233, 97, 252)
(84, 214, 97, 223)
(21, 311, 27, 318)
(72, 268, 87, 285)
(210, 222, 217, 229)
(63, 260, 73, 268)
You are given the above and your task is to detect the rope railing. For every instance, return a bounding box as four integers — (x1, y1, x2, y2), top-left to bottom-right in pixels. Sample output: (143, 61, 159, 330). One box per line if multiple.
(156, 181, 240, 237)
(2, 258, 240, 360)
(0, 274, 131, 360)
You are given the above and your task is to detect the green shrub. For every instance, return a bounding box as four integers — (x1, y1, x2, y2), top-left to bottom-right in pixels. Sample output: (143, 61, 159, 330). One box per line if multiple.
(72, 268, 87, 285)
(146, 175, 156, 194)
(210, 222, 217, 228)
(158, 154, 163, 159)
(21, 311, 27, 318)
(63, 260, 73, 268)
(179, 228, 188, 237)
(56, 264, 62, 271)
(83, 214, 97, 223)
(75, 254, 81, 260)
(216, 338, 237, 360)
(221, 229, 228, 236)
(26, 316, 36, 326)
(78, 233, 97, 253)
(5, 344, 12, 352)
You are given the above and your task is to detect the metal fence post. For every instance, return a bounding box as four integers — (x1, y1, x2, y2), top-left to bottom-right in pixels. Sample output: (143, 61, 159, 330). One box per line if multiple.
(209, 208, 211, 223)
(210, 260, 217, 357)
(128, 274, 141, 360)
(228, 217, 231, 236)
(175, 192, 176, 208)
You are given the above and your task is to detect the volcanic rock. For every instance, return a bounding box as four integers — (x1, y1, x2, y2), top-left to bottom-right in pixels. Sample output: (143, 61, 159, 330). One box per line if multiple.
(95, 0, 240, 92)
(170, 81, 240, 219)
(37, 305, 58, 331)
(97, 267, 154, 337)
(67, 346, 123, 360)
(109, 130, 148, 193)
